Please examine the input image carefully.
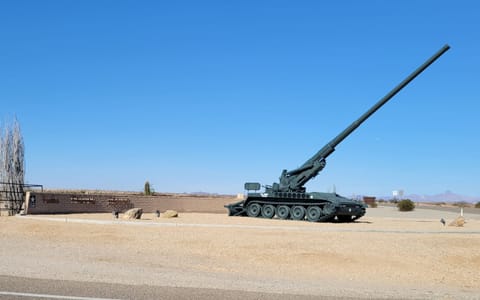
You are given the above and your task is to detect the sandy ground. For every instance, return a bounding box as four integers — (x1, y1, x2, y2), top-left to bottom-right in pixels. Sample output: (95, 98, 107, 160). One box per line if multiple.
(1, 206, 480, 299)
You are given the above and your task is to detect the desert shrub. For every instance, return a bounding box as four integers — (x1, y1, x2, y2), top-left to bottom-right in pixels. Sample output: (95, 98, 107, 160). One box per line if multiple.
(369, 202, 378, 208)
(397, 199, 415, 211)
(453, 201, 469, 207)
(377, 199, 385, 203)
(475, 202, 480, 209)
(144, 181, 152, 196)
(389, 199, 398, 204)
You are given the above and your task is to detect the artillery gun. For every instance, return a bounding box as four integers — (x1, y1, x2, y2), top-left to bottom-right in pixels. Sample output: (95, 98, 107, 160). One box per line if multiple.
(226, 45, 450, 222)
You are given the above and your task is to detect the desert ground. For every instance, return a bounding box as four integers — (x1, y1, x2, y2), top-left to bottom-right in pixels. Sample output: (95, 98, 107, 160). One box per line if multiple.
(1, 206, 480, 299)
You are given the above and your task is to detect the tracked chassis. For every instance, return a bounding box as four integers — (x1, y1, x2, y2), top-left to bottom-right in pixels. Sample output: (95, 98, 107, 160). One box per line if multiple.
(226, 192, 366, 222)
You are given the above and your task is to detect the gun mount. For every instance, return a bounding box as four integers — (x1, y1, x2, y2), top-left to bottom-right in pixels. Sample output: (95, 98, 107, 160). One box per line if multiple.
(226, 45, 450, 222)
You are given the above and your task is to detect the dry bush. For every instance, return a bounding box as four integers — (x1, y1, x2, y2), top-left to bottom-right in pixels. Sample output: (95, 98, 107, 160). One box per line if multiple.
(397, 199, 415, 212)
(0, 118, 25, 214)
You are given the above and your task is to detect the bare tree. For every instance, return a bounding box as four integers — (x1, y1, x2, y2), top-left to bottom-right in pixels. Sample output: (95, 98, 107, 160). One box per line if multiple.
(0, 118, 25, 215)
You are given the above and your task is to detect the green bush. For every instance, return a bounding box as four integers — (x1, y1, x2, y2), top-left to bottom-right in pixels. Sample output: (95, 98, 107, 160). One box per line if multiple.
(397, 199, 415, 211)
(475, 202, 480, 209)
(144, 181, 152, 196)
(369, 202, 378, 208)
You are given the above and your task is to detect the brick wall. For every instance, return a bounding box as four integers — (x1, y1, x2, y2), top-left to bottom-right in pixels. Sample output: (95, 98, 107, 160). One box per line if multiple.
(24, 191, 237, 214)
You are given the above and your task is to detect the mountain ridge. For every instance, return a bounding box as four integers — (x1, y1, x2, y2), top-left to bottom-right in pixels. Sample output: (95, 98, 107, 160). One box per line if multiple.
(378, 191, 480, 203)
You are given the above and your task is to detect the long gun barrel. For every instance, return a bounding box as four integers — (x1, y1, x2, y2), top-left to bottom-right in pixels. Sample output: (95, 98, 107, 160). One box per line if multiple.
(280, 44, 450, 191)
(325, 44, 450, 154)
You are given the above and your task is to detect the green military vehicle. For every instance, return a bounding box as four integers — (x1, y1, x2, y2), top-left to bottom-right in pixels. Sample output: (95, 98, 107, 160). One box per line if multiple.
(226, 45, 450, 222)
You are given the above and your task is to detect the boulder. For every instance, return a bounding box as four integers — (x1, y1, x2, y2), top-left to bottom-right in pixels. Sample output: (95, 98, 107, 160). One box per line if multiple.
(161, 210, 178, 218)
(448, 216, 465, 227)
(123, 208, 143, 220)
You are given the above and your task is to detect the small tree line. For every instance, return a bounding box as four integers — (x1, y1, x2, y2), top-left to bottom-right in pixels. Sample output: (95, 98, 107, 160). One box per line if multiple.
(0, 118, 25, 215)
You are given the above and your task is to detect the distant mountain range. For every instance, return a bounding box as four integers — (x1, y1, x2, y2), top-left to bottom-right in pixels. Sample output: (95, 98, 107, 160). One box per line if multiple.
(379, 191, 480, 203)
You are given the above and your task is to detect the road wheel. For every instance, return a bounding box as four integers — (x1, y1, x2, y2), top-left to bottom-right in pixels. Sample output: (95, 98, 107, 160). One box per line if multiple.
(246, 203, 261, 217)
(306, 206, 322, 222)
(291, 206, 305, 220)
(261, 204, 275, 219)
(276, 205, 290, 219)
(323, 203, 336, 215)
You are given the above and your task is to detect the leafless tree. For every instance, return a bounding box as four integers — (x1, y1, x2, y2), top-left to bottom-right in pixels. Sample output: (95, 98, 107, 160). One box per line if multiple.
(0, 118, 25, 215)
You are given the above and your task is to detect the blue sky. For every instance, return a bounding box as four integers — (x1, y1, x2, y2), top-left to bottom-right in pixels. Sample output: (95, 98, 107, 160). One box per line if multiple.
(1, 1, 479, 197)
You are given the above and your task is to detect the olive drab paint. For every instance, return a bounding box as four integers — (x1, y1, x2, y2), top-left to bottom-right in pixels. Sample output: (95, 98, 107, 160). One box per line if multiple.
(225, 45, 450, 222)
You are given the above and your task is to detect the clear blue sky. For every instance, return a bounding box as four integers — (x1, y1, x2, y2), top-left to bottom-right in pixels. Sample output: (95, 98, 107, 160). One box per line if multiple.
(1, 1, 479, 197)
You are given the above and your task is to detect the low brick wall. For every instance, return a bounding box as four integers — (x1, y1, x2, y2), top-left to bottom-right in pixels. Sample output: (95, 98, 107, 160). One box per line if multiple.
(24, 191, 237, 214)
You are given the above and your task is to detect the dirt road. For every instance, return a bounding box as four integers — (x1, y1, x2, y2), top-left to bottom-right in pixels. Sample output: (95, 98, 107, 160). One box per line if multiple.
(1, 207, 479, 299)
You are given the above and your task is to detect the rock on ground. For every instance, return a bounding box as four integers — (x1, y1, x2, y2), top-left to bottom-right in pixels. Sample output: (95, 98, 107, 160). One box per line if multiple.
(449, 216, 465, 227)
(161, 210, 178, 218)
(123, 208, 143, 219)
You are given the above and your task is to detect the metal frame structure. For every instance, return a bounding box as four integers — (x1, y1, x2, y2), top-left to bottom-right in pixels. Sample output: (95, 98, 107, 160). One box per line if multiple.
(0, 182, 43, 215)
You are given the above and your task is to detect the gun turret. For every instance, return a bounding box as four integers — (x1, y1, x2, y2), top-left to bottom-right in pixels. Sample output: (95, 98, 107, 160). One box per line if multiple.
(276, 44, 450, 192)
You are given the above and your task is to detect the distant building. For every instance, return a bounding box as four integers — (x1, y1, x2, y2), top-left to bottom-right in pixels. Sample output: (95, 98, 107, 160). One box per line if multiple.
(363, 196, 376, 205)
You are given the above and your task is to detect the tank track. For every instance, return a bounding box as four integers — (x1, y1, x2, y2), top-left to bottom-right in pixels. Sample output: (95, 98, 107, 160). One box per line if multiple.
(225, 197, 365, 223)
